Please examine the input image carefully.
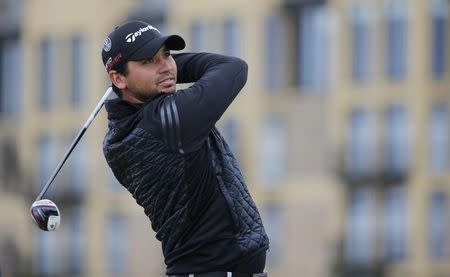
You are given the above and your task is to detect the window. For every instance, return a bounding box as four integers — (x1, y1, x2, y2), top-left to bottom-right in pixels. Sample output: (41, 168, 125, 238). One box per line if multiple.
(429, 103, 449, 172)
(106, 166, 122, 192)
(383, 186, 408, 262)
(429, 191, 449, 259)
(347, 108, 375, 175)
(71, 35, 87, 107)
(36, 229, 61, 275)
(36, 135, 56, 195)
(190, 21, 206, 52)
(298, 4, 331, 92)
(106, 213, 128, 276)
(0, 139, 20, 190)
(385, 105, 410, 174)
(386, 1, 408, 80)
(429, 0, 449, 78)
(69, 131, 88, 196)
(223, 18, 240, 56)
(68, 206, 85, 275)
(350, 4, 372, 82)
(0, 38, 22, 117)
(260, 116, 286, 186)
(40, 39, 56, 110)
(264, 15, 287, 90)
(345, 186, 376, 265)
(221, 119, 240, 162)
(262, 203, 282, 266)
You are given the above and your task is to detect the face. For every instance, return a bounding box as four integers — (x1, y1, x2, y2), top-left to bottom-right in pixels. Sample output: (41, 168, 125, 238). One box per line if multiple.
(111, 46, 177, 103)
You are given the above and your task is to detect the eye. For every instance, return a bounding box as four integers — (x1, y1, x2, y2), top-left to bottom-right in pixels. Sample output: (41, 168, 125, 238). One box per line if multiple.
(143, 58, 155, 64)
(164, 51, 171, 57)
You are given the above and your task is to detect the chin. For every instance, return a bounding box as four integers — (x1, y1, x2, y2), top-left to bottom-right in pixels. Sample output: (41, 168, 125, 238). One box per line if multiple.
(161, 87, 176, 94)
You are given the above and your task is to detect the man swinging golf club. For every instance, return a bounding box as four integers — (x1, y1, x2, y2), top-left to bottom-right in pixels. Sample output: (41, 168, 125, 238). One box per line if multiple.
(102, 20, 269, 277)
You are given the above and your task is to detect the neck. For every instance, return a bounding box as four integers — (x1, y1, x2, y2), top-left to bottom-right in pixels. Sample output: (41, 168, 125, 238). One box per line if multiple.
(122, 93, 145, 104)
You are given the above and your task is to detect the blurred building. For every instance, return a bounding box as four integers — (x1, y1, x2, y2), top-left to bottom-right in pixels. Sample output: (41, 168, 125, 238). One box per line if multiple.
(0, 0, 449, 276)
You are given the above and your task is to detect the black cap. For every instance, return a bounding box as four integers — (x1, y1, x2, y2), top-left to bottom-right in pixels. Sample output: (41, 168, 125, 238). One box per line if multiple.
(102, 20, 185, 72)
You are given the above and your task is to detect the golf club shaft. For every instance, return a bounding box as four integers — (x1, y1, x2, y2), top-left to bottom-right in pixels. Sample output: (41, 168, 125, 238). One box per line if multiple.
(35, 87, 113, 201)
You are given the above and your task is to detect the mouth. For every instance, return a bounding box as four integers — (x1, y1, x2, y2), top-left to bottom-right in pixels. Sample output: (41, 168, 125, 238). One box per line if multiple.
(158, 76, 176, 89)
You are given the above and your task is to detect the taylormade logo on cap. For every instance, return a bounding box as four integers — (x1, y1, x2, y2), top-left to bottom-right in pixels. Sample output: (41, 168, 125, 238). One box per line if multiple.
(125, 25, 160, 43)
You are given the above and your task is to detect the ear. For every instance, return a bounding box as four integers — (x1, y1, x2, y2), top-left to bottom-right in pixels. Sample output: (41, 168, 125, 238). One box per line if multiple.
(108, 70, 127, 90)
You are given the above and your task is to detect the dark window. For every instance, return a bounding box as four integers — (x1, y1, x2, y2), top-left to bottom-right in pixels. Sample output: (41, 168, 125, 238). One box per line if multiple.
(0, 38, 22, 117)
(429, 103, 449, 172)
(262, 203, 282, 266)
(297, 5, 331, 91)
(221, 119, 240, 162)
(71, 35, 86, 107)
(429, 191, 449, 259)
(264, 15, 286, 90)
(106, 213, 128, 276)
(430, 1, 448, 78)
(385, 105, 410, 173)
(386, 5, 408, 80)
(347, 108, 374, 175)
(190, 21, 205, 52)
(383, 186, 407, 262)
(68, 206, 85, 275)
(345, 186, 376, 265)
(40, 39, 55, 110)
(223, 18, 239, 56)
(351, 5, 372, 82)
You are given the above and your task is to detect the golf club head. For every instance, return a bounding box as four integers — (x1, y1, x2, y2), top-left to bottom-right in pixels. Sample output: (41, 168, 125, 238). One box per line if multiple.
(30, 199, 61, 231)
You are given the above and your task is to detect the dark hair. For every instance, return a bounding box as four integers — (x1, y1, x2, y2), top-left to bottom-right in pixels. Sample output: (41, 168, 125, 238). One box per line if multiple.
(111, 63, 129, 98)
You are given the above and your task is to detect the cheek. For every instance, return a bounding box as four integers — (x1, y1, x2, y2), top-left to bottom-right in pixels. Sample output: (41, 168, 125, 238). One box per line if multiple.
(170, 61, 177, 78)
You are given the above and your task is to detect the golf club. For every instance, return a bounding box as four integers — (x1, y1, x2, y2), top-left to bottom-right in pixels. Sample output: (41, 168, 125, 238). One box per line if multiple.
(30, 87, 113, 231)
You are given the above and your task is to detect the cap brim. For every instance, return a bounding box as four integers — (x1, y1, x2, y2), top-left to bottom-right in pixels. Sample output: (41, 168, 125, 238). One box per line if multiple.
(128, 35, 186, 61)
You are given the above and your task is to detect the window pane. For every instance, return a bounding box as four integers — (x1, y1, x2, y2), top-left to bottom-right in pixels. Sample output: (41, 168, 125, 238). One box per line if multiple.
(106, 213, 128, 276)
(429, 0, 449, 78)
(40, 39, 56, 110)
(429, 103, 449, 171)
(386, 2, 408, 80)
(69, 131, 88, 196)
(429, 192, 449, 259)
(223, 18, 239, 56)
(347, 108, 374, 175)
(298, 5, 330, 92)
(221, 119, 240, 162)
(36, 135, 57, 195)
(190, 22, 205, 52)
(0, 139, 20, 190)
(36, 229, 62, 274)
(71, 35, 86, 107)
(383, 186, 408, 262)
(1, 39, 22, 117)
(262, 204, 282, 266)
(350, 5, 372, 82)
(265, 15, 286, 90)
(68, 206, 85, 275)
(345, 186, 376, 265)
(260, 117, 286, 185)
(106, 166, 122, 192)
(385, 105, 410, 173)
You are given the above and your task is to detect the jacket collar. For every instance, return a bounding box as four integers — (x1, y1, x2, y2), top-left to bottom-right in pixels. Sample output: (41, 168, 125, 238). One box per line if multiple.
(105, 98, 142, 120)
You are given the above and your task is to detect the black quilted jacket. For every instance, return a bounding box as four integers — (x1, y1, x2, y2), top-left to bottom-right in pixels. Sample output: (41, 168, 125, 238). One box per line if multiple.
(103, 53, 269, 265)
(103, 122, 269, 253)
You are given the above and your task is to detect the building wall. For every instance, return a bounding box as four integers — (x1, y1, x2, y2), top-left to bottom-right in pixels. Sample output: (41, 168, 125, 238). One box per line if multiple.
(0, 0, 448, 276)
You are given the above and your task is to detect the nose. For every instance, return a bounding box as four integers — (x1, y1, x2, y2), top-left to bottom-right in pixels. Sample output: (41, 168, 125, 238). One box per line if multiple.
(158, 56, 171, 73)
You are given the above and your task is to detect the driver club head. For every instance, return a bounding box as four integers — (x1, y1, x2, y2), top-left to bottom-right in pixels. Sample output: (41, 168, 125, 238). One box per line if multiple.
(30, 199, 61, 231)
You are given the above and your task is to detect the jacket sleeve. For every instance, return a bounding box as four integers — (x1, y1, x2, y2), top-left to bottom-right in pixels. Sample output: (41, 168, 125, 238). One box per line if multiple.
(158, 52, 248, 153)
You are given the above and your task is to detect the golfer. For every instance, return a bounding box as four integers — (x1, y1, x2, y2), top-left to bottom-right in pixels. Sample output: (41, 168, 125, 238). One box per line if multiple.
(101, 20, 269, 277)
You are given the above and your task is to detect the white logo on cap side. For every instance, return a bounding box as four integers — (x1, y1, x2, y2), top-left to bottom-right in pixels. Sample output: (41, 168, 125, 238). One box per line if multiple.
(103, 37, 112, 52)
(125, 25, 160, 43)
